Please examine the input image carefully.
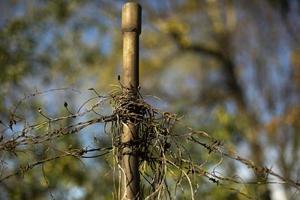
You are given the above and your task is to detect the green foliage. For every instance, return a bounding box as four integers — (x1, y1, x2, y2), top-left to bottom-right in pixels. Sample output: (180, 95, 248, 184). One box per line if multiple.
(1, 0, 300, 199)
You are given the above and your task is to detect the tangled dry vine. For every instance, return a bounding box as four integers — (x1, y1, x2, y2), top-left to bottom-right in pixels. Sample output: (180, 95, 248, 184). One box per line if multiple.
(0, 85, 299, 199)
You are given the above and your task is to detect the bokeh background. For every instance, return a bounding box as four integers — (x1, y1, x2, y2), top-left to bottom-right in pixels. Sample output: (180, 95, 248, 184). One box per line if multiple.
(1, 0, 300, 199)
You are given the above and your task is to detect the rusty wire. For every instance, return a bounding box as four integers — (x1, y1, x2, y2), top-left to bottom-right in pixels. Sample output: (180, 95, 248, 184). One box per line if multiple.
(0, 86, 299, 199)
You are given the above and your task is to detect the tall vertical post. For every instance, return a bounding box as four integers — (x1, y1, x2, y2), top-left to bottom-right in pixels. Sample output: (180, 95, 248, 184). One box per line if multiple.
(121, 2, 141, 199)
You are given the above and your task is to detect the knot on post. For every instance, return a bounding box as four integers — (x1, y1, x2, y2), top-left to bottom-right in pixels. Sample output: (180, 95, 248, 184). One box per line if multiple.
(121, 2, 141, 91)
(122, 2, 141, 34)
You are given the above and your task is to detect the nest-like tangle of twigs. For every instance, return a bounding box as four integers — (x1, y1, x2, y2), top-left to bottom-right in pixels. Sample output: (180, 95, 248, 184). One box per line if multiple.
(110, 87, 178, 198)
(111, 87, 174, 160)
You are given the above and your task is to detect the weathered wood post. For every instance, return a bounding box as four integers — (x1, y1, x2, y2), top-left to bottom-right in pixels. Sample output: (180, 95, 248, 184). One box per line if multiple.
(121, 2, 141, 199)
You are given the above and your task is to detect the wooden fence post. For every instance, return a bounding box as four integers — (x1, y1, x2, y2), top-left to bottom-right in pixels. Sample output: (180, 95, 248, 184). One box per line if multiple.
(121, 2, 141, 199)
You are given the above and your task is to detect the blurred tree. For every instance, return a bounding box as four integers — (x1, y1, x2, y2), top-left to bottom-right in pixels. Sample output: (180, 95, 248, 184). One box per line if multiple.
(0, 0, 300, 199)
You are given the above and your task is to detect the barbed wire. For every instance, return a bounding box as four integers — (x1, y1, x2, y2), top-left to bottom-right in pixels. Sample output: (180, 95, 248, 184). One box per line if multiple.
(0, 85, 299, 199)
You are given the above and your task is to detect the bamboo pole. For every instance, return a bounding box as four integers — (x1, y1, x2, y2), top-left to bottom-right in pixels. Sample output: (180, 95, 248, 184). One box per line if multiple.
(121, 2, 141, 199)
